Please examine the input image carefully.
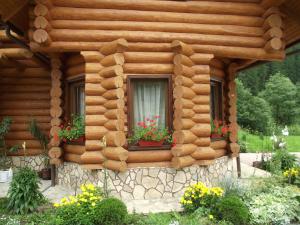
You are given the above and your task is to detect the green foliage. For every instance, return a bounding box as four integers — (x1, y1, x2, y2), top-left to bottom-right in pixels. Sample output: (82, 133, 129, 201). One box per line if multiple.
(0, 117, 19, 169)
(260, 73, 298, 125)
(246, 185, 300, 225)
(237, 79, 273, 134)
(214, 195, 249, 225)
(58, 115, 85, 142)
(94, 197, 127, 225)
(28, 119, 49, 167)
(264, 150, 297, 173)
(7, 167, 44, 214)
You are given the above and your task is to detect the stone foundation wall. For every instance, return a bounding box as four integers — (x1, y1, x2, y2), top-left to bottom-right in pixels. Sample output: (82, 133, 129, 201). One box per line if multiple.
(57, 156, 234, 200)
(7, 156, 45, 171)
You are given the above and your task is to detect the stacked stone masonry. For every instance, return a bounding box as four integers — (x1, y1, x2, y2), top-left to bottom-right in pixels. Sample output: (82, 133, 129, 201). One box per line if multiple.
(57, 156, 233, 200)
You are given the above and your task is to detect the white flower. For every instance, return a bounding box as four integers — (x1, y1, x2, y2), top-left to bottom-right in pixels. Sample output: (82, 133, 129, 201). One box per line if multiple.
(169, 221, 179, 225)
(282, 126, 289, 136)
(279, 142, 286, 148)
(270, 133, 278, 142)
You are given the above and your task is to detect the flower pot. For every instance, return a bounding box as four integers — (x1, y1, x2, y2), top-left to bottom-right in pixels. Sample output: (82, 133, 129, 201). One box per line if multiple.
(40, 168, 51, 180)
(67, 136, 85, 144)
(138, 140, 164, 147)
(0, 168, 13, 183)
(210, 134, 223, 139)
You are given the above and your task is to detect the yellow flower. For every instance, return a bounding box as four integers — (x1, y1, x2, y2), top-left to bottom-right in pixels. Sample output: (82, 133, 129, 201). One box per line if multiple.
(53, 203, 60, 207)
(91, 202, 96, 207)
(209, 214, 214, 220)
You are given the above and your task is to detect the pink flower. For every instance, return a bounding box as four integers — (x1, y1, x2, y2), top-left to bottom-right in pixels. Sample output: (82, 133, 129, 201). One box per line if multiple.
(154, 115, 160, 119)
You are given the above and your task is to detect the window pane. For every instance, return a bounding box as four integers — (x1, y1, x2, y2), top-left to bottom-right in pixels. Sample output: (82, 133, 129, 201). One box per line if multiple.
(133, 80, 167, 128)
(210, 81, 222, 120)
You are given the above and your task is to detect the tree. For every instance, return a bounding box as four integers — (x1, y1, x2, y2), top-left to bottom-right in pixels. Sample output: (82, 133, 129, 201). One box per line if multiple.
(236, 79, 273, 134)
(259, 73, 297, 125)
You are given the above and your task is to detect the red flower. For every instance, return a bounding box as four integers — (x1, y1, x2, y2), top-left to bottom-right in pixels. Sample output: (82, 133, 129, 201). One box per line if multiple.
(59, 124, 64, 128)
(146, 117, 150, 121)
(213, 119, 219, 128)
(221, 126, 228, 135)
(172, 138, 177, 147)
(66, 126, 71, 131)
(63, 138, 67, 143)
(154, 115, 160, 119)
(219, 120, 223, 126)
(53, 133, 59, 141)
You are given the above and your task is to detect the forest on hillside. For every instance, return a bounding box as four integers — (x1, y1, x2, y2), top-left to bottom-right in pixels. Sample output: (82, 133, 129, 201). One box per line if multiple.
(237, 43, 300, 135)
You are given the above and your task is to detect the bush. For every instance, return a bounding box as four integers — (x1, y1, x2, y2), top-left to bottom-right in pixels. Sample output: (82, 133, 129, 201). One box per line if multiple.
(94, 198, 127, 225)
(54, 184, 103, 225)
(180, 182, 224, 213)
(269, 150, 297, 172)
(246, 185, 300, 225)
(214, 195, 249, 225)
(7, 167, 44, 214)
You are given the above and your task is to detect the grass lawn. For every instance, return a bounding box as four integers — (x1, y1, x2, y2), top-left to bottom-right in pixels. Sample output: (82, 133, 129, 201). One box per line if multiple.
(238, 129, 300, 152)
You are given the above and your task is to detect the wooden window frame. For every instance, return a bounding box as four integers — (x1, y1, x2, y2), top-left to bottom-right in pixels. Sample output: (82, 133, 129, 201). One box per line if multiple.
(127, 74, 173, 151)
(64, 75, 85, 145)
(210, 77, 224, 121)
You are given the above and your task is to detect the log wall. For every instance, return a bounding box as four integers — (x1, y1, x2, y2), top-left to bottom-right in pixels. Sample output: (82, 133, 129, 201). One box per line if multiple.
(28, 0, 285, 61)
(0, 49, 51, 156)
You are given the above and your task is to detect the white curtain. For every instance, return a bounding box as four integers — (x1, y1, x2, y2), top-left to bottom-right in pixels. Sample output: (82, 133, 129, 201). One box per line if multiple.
(78, 85, 85, 116)
(133, 80, 167, 128)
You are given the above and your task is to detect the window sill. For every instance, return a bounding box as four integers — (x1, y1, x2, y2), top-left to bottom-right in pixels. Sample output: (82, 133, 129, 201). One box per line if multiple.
(128, 145, 171, 151)
(211, 137, 227, 142)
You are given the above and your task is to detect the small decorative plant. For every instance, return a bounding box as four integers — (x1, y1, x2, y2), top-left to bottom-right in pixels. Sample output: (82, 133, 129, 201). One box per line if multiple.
(0, 117, 19, 171)
(58, 115, 85, 143)
(283, 167, 299, 185)
(7, 167, 44, 214)
(210, 119, 230, 139)
(180, 182, 224, 213)
(128, 116, 174, 147)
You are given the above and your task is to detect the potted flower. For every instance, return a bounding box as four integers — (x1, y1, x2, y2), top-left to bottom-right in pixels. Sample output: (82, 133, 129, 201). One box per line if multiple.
(28, 119, 51, 180)
(210, 119, 230, 139)
(128, 116, 174, 147)
(58, 115, 85, 144)
(0, 117, 19, 183)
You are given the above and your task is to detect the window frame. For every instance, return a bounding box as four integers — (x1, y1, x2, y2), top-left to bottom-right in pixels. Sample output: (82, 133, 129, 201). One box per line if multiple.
(210, 77, 224, 121)
(127, 74, 173, 151)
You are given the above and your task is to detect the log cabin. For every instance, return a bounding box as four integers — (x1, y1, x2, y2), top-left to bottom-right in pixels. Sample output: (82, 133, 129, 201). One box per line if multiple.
(0, 0, 299, 200)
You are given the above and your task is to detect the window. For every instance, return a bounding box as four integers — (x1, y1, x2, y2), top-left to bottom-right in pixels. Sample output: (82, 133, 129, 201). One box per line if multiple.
(210, 79, 223, 120)
(67, 78, 85, 117)
(127, 75, 172, 150)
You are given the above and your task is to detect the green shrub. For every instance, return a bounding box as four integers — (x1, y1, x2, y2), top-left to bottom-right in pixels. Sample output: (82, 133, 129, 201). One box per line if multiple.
(94, 198, 127, 225)
(214, 195, 249, 225)
(7, 167, 44, 214)
(264, 150, 297, 173)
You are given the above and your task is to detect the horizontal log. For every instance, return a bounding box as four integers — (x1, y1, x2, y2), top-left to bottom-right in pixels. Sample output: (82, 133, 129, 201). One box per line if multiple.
(64, 144, 85, 155)
(85, 140, 104, 151)
(174, 108, 195, 119)
(104, 119, 124, 131)
(85, 83, 106, 95)
(50, 29, 265, 48)
(194, 137, 211, 147)
(85, 126, 107, 140)
(171, 40, 194, 56)
(174, 98, 194, 110)
(86, 63, 103, 73)
(101, 76, 123, 89)
(64, 153, 82, 164)
(85, 105, 107, 115)
(191, 124, 211, 137)
(171, 144, 197, 157)
(5, 140, 42, 148)
(101, 53, 124, 67)
(261, 0, 285, 9)
(102, 147, 128, 161)
(86, 96, 106, 105)
(263, 27, 283, 40)
(81, 164, 103, 170)
(104, 99, 125, 109)
(51, 20, 264, 37)
(191, 74, 210, 84)
(173, 118, 195, 130)
(30, 42, 285, 61)
(127, 150, 172, 163)
(83, 73, 99, 83)
(0, 89, 51, 100)
(65, 64, 85, 76)
(263, 14, 282, 30)
(191, 147, 216, 160)
(103, 159, 127, 172)
(215, 149, 227, 158)
(124, 52, 173, 63)
(100, 38, 128, 55)
(174, 86, 195, 99)
(50, 8, 264, 27)
(194, 159, 214, 166)
(104, 109, 125, 120)
(173, 130, 197, 144)
(191, 84, 210, 95)
(192, 113, 211, 123)
(0, 77, 50, 85)
(123, 63, 173, 74)
(174, 75, 193, 88)
(66, 54, 85, 67)
(127, 161, 171, 168)
(52, 0, 264, 16)
(85, 115, 107, 126)
(171, 155, 195, 169)
(7, 116, 51, 123)
(49, 147, 62, 158)
(174, 54, 194, 67)
(81, 151, 105, 164)
(0, 109, 50, 116)
(105, 131, 126, 146)
(0, 85, 51, 93)
(99, 65, 123, 78)
(0, 48, 33, 59)
(8, 149, 43, 156)
(34, 16, 51, 31)
(192, 95, 210, 104)
(33, 29, 51, 45)
(210, 140, 227, 150)
(193, 105, 210, 113)
(102, 88, 124, 100)
(174, 64, 195, 77)
(10, 123, 50, 131)
(0, 101, 50, 109)
(264, 37, 282, 51)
